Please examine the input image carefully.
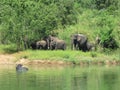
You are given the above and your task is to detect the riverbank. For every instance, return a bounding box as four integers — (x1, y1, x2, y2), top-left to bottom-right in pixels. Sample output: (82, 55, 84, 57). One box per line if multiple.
(0, 50, 120, 67)
(0, 44, 120, 66)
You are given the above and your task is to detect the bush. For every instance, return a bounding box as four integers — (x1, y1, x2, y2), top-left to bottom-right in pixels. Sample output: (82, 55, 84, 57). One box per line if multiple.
(96, 13, 119, 49)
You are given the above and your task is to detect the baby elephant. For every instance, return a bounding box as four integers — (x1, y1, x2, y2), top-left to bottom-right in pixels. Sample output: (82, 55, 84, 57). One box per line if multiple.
(16, 64, 28, 72)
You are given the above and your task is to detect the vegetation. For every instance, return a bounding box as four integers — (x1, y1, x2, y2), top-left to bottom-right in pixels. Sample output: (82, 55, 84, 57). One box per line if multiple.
(0, 0, 120, 62)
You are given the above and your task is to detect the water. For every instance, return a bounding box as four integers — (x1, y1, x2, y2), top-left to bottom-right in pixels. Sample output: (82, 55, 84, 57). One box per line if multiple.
(0, 65, 120, 90)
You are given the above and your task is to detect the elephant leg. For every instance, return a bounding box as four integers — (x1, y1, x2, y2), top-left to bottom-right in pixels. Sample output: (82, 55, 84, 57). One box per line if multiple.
(71, 39, 77, 50)
(78, 45, 82, 50)
(50, 45, 54, 50)
(37, 45, 40, 49)
(71, 43, 74, 50)
(76, 43, 80, 50)
(74, 40, 78, 50)
(83, 45, 87, 52)
(24, 42, 27, 49)
(63, 44, 66, 50)
(74, 44, 76, 50)
(55, 44, 58, 50)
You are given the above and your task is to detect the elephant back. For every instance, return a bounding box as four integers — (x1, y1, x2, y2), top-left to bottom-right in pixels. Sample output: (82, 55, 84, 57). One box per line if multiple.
(57, 39, 65, 44)
(48, 35, 59, 42)
(37, 40, 46, 46)
(71, 34, 78, 40)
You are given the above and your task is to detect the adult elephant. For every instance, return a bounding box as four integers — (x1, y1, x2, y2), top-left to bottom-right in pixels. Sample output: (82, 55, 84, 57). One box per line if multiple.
(50, 39, 66, 50)
(36, 40, 48, 50)
(47, 35, 66, 50)
(71, 34, 88, 51)
(46, 35, 59, 49)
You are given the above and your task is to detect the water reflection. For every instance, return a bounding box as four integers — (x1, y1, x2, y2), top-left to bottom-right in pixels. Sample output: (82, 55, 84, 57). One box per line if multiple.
(72, 73, 87, 90)
(102, 70, 119, 90)
(0, 65, 120, 90)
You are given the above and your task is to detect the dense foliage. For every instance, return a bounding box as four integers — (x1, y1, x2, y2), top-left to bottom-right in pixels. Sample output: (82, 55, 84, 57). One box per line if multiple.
(0, 0, 120, 50)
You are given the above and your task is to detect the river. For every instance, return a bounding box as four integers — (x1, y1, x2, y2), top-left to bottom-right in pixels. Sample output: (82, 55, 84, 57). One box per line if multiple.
(0, 65, 120, 90)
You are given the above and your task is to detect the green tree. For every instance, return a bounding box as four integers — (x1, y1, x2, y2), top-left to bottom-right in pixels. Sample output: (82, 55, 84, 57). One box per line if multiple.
(95, 0, 119, 10)
(0, 0, 78, 50)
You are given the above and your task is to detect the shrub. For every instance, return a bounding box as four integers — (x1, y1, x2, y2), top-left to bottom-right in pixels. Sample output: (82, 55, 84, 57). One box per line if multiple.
(97, 13, 119, 49)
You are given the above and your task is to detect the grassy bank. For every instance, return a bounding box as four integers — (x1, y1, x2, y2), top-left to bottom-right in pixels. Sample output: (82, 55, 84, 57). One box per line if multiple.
(14, 49, 120, 62)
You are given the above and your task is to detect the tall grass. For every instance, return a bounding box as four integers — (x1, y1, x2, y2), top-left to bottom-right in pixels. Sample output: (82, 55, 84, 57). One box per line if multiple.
(0, 44, 18, 54)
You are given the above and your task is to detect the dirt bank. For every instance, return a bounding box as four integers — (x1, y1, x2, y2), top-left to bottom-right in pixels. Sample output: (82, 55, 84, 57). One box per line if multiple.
(0, 54, 69, 66)
(0, 54, 120, 66)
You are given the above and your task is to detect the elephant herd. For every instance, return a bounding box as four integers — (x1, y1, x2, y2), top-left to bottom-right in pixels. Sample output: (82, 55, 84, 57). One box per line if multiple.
(30, 34, 94, 52)
(30, 35, 66, 50)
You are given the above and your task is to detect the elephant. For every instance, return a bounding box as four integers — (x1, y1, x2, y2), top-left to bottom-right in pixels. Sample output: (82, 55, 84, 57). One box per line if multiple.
(30, 37, 49, 50)
(86, 42, 94, 51)
(50, 39, 66, 50)
(71, 34, 88, 51)
(16, 64, 28, 72)
(30, 40, 37, 50)
(46, 35, 59, 49)
(36, 40, 48, 50)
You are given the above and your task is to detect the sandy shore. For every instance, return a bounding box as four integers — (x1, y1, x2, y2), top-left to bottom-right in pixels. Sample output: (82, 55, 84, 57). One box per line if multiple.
(0, 54, 15, 65)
